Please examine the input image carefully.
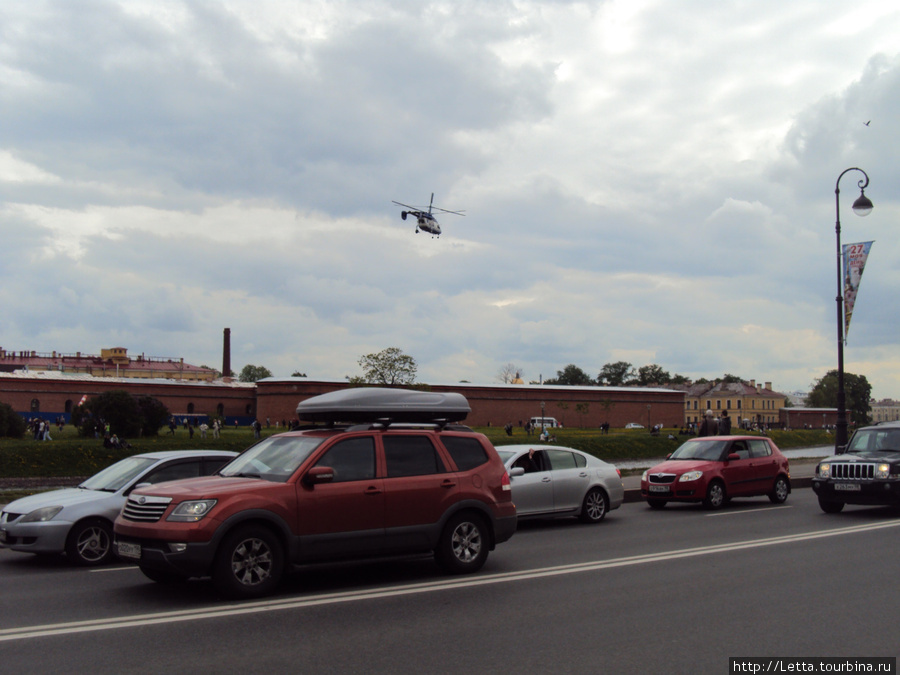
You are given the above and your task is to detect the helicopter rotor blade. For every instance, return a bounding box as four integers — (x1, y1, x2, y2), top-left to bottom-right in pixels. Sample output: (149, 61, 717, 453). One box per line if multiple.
(431, 207, 465, 216)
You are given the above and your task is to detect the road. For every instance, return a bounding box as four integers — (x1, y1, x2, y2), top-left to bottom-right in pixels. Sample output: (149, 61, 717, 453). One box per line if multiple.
(1, 488, 897, 673)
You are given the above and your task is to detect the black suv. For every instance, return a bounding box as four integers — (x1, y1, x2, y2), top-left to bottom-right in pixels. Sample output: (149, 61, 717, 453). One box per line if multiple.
(812, 421, 900, 513)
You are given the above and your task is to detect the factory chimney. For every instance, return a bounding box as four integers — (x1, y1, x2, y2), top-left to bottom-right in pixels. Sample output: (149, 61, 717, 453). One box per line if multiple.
(223, 328, 232, 377)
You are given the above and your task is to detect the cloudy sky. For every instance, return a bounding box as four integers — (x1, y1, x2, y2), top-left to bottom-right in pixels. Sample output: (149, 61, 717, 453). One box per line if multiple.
(2, 0, 899, 398)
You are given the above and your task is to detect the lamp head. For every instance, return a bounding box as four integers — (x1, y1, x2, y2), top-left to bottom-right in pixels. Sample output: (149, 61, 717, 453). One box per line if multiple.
(852, 190, 874, 217)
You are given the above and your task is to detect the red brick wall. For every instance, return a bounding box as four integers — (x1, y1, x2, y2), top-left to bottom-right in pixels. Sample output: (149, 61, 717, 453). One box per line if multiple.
(255, 380, 685, 429)
(0, 376, 256, 422)
(1, 375, 687, 430)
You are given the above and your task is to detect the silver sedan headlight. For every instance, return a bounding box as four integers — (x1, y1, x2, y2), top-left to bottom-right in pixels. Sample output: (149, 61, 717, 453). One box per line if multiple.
(167, 500, 217, 522)
(20, 506, 64, 523)
(679, 471, 703, 482)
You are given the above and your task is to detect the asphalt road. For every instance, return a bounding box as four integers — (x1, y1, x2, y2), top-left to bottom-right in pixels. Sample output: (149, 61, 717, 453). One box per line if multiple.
(1, 486, 897, 674)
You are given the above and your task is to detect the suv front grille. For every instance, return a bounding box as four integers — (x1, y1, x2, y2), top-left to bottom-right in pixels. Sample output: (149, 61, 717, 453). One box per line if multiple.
(832, 463, 876, 480)
(122, 495, 173, 522)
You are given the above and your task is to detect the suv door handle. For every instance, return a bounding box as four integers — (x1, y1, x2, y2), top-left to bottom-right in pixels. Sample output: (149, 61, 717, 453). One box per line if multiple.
(440, 479, 457, 488)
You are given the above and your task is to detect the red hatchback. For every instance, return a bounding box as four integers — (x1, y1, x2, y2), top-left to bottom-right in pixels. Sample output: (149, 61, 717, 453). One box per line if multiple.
(640, 436, 791, 509)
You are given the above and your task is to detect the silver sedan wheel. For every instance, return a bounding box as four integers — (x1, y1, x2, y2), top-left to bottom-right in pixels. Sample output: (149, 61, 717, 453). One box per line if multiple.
(66, 520, 113, 566)
(580, 488, 608, 523)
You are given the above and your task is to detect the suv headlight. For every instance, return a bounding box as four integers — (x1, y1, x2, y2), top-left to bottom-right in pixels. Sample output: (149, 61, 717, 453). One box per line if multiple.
(818, 463, 831, 479)
(679, 471, 703, 482)
(20, 506, 64, 523)
(876, 463, 890, 479)
(167, 500, 217, 522)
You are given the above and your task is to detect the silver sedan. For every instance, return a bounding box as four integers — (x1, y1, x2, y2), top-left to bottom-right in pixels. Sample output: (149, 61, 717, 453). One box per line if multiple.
(0, 449, 236, 566)
(497, 445, 624, 523)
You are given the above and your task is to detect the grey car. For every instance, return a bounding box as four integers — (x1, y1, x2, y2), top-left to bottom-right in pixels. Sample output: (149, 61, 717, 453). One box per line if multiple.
(0, 450, 237, 566)
(497, 444, 624, 523)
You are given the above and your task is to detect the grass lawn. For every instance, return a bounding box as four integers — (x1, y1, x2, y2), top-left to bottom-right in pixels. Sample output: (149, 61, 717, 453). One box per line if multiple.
(0, 423, 834, 502)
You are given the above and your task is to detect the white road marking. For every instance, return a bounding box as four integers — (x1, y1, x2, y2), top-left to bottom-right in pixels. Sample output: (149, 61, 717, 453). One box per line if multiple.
(706, 506, 793, 517)
(3, 519, 899, 643)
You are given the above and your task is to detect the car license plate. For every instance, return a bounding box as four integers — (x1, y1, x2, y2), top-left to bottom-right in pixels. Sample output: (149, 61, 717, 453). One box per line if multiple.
(834, 483, 861, 492)
(649, 485, 669, 493)
(117, 541, 141, 560)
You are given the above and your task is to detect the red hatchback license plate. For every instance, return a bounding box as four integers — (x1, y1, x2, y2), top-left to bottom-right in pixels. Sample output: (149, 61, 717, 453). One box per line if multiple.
(649, 485, 670, 493)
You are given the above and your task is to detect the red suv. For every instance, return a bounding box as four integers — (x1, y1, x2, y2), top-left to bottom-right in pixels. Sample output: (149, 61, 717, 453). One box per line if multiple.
(114, 389, 517, 598)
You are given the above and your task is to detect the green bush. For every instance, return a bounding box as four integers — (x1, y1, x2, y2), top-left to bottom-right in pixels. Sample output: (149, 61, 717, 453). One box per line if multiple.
(0, 425, 258, 478)
(136, 395, 170, 436)
(0, 401, 27, 438)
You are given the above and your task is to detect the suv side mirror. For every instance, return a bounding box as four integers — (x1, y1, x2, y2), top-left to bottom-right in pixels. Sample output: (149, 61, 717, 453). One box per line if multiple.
(303, 466, 335, 487)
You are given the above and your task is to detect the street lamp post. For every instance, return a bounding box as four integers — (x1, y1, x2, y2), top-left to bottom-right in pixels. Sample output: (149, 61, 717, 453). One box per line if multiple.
(647, 404, 651, 429)
(834, 168, 873, 451)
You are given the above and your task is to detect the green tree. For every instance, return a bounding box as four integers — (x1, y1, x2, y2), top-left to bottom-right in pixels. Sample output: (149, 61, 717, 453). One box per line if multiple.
(721, 373, 743, 384)
(74, 390, 143, 437)
(545, 364, 593, 386)
(807, 370, 872, 426)
(357, 347, 417, 385)
(635, 364, 671, 386)
(135, 395, 171, 436)
(0, 401, 27, 438)
(597, 361, 635, 386)
(239, 364, 273, 382)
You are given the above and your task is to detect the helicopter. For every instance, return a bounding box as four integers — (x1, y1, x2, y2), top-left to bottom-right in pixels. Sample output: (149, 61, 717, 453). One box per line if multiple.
(392, 193, 464, 237)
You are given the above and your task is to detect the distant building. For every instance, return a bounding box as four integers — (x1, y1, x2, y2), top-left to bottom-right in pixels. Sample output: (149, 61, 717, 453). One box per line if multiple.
(871, 399, 900, 424)
(673, 379, 788, 428)
(0, 346, 217, 382)
(0, 371, 255, 423)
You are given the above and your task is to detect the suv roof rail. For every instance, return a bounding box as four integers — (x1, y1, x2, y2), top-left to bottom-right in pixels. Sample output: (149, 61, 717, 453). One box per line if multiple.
(344, 420, 475, 432)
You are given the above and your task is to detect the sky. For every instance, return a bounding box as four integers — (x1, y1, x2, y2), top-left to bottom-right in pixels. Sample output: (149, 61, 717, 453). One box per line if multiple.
(2, 0, 899, 399)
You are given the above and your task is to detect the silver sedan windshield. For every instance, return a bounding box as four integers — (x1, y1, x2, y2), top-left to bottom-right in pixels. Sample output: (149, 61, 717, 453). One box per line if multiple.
(79, 456, 158, 492)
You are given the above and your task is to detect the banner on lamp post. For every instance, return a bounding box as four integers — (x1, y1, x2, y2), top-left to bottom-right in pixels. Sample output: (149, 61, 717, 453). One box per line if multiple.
(842, 240, 874, 342)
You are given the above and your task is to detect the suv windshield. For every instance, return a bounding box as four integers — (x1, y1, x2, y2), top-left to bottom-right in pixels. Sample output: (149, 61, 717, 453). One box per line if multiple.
(221, 436, 325, 482)
(845, 428, 900, 454)
(80, 456, 158, 492)
(670, 440, 728, 461)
